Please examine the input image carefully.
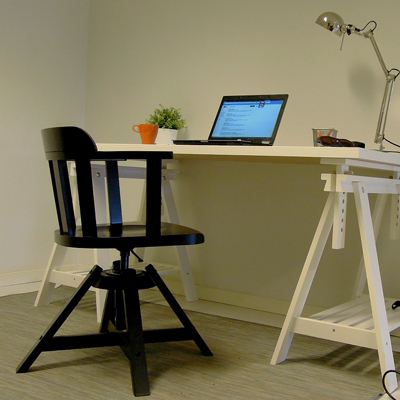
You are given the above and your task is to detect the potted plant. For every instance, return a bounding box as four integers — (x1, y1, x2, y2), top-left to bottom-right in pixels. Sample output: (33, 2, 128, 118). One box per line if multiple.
(146, 104, 186, 144)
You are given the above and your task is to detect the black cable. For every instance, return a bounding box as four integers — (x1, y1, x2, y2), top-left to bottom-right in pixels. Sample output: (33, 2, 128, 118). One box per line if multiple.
(389, 68, 400, 79)
(359, 20, 377, 33)
(355, 21, 399, 82)
(382, 370, 400, 399)
(383, 137, 400, 149)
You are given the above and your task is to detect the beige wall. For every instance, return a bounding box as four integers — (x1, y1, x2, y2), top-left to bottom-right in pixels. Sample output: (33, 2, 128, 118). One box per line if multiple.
(84, 0, 400, 311)
(0, 1, 89, 283)
(2, 0, 400, 312)
(85, 0, 400, 147)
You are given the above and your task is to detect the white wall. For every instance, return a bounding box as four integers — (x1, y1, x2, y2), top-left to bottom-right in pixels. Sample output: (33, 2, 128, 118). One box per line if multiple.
(0, 0, 89, 286)
(83, 0, 400, 312)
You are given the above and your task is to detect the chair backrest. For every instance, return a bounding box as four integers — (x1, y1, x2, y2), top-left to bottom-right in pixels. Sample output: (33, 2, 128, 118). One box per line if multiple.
(42, 126, 172, 238)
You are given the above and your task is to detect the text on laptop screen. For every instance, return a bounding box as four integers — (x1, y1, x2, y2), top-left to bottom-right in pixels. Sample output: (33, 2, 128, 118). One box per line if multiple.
(211, 99, 285, 139)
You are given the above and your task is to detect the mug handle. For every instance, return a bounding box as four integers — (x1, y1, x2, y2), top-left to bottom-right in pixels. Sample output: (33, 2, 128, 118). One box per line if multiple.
(132, 124, 140, 133)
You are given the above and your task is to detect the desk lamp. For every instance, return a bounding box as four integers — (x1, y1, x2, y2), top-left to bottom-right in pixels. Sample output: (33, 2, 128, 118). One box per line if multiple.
(316, 12, 399, 151)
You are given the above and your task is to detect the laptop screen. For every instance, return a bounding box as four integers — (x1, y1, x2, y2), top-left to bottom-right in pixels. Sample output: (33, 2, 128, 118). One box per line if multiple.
(209, 94, 288, 144)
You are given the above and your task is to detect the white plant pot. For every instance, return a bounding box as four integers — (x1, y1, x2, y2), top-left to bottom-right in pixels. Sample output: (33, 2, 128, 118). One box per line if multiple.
(155, 128, 178, 145)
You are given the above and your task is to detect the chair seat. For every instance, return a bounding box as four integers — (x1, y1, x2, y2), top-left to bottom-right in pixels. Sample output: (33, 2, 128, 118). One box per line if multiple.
(55, 222, 205, 249)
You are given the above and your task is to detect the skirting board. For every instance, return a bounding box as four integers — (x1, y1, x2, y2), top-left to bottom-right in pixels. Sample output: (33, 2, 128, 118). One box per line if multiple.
(0, 267, 320, 316)
(0, 269, 42, 297)
(161, 275, 324, 318)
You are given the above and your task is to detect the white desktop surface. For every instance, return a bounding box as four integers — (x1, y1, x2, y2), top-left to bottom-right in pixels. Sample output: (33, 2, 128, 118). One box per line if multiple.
(97, 143, 400, 169)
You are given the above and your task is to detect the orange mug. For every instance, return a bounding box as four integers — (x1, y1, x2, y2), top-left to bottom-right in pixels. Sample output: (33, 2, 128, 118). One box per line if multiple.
(132, 124, 158, 144)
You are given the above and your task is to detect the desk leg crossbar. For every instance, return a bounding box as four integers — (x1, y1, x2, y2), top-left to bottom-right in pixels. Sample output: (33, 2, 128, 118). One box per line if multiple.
(271, 173, 400, 393)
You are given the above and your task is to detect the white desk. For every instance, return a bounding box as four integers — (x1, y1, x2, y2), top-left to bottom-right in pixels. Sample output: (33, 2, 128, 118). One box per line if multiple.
(35, 143, 400, 392)
(97, 144, 400, 393)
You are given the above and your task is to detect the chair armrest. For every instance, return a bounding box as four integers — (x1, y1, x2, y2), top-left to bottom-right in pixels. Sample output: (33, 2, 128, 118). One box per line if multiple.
(94, 151, 173, 161)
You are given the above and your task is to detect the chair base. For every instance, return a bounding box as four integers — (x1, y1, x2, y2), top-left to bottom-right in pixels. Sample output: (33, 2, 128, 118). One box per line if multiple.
(16, 263, 212, 397)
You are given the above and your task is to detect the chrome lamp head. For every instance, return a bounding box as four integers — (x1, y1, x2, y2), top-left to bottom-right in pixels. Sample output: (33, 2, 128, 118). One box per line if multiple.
(315, 11, 399, 150)
(315, 12, 344, 36)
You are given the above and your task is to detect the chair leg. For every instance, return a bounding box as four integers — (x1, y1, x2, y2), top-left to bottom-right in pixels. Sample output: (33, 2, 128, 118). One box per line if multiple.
(98, 263, 150, 396)
(100, 288, 150, 397)
(99, 289, 115, 333)
(99, 292, 127, 333)
(145, 264, 213, 357)
(123, 285, 150, 397)
(17, 265, 103, 373)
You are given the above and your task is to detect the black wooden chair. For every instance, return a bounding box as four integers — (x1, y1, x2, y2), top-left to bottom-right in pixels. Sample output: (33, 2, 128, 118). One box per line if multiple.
(17, 126, 212, 397)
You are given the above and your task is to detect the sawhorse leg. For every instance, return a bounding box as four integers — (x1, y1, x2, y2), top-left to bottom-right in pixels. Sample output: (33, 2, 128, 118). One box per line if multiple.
(35, 165, 110, 322)
(34, 245, 108, 323)
(353, 182, 396, 392)
(162, 177, 198, 301)
(138, 167, 198, 301)
(271, 192, 335, 364)
(271, 183, 398, 393)
(34, 243, 67, 307)
(352, 193, 389, 299)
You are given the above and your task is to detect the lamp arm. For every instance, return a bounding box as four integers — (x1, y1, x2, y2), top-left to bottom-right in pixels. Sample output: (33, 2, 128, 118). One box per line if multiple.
(375, 76, 395, 148)
(354, 28, 397, 149)
(363, 30, 389, 76)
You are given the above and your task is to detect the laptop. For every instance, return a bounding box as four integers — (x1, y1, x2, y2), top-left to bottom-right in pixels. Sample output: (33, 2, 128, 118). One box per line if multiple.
(173, 94, 288, 146)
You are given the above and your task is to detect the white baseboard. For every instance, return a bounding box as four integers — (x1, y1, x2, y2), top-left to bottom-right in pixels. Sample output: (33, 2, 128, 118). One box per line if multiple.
(0, 268, 323, 320)
(0, 269, 43, 297)
(0, 268, 312, 324)
(162, 276, 324, 319)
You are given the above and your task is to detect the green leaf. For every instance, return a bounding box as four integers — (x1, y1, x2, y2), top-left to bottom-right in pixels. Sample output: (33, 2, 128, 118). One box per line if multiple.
(146, 104, 186, 129)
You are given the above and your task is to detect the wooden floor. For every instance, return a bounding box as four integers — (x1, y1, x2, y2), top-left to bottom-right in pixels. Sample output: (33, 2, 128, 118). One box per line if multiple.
(0, 287, 397, 400)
